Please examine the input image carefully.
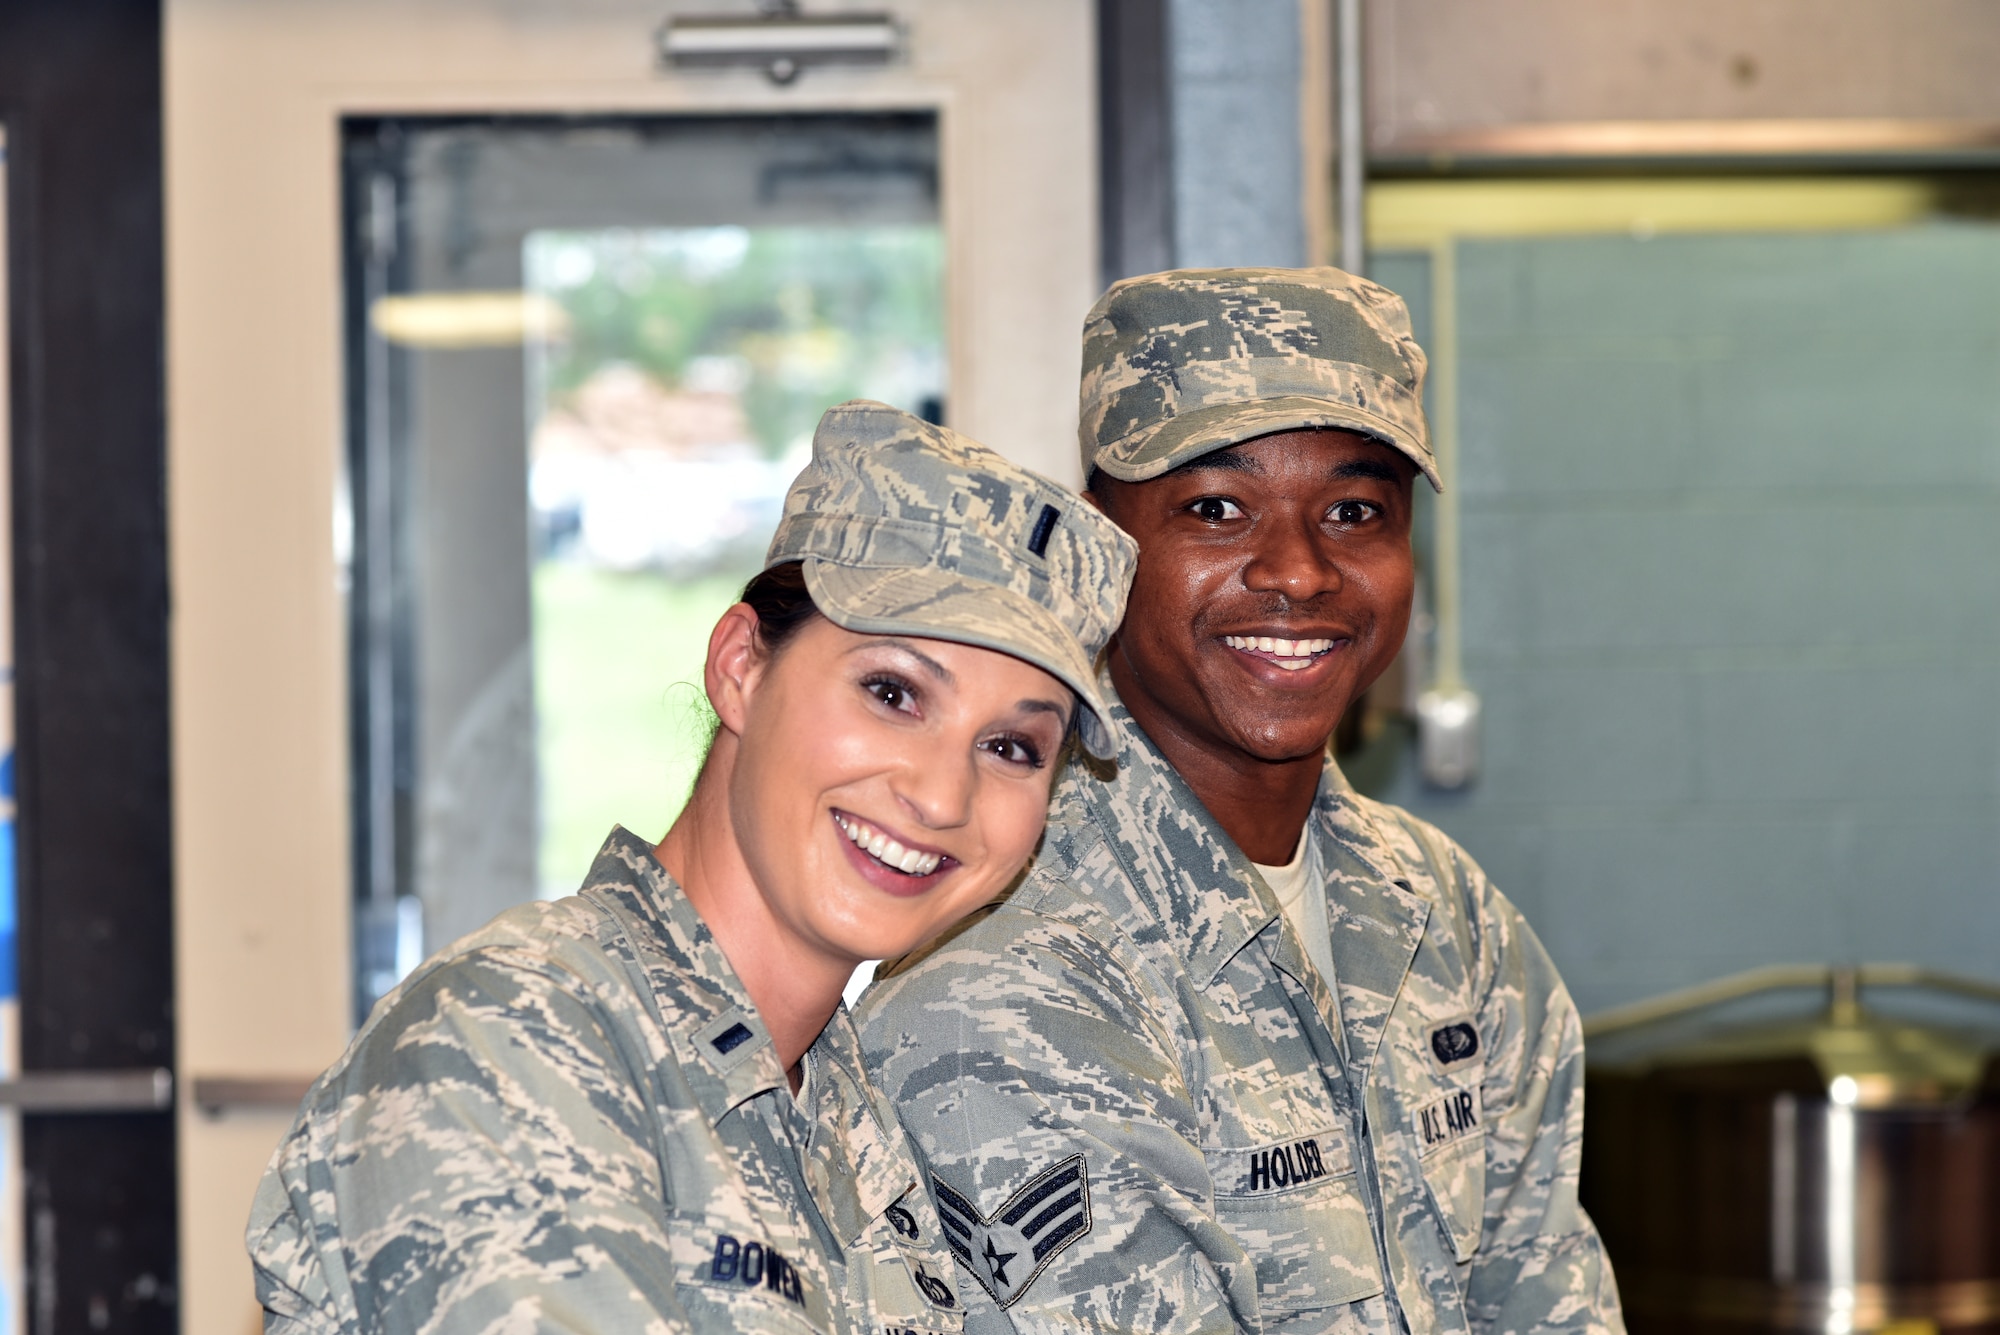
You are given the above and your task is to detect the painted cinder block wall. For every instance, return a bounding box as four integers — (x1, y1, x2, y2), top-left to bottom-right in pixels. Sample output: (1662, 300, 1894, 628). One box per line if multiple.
(1141, 0, 2000, 1017)
(1365, 227, 2000, 1015)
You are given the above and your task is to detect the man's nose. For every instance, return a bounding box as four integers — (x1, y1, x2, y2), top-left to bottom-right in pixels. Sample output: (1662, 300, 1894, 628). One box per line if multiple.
(1241, 511, 1342, 602)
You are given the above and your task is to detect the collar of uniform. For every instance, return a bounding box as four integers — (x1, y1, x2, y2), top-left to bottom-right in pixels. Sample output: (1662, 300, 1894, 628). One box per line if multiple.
(579, 827, 789, 1126)
(1076, 681, 1286, 989)
(1308, 772, 1432, 1077)
(1078, 680, 1430, 1030)
(798, 1007, 919, 1245)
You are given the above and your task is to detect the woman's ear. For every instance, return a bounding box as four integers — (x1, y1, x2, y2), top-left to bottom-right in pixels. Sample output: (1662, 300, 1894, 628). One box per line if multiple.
(704, 603, 763, 738)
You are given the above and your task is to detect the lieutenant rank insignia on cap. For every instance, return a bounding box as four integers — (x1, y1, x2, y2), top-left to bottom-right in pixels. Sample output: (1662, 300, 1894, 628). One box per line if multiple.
(929, 1156, 1091, 1308)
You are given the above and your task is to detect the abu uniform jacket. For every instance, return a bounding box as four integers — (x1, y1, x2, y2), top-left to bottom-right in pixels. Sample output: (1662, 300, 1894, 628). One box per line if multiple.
(856, 687, 1623, 1335)
(250, 829, 965, 1335)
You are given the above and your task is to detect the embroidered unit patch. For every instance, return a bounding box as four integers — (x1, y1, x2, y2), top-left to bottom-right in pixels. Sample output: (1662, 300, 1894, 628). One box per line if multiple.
(1429, 1021, 1479, 1065)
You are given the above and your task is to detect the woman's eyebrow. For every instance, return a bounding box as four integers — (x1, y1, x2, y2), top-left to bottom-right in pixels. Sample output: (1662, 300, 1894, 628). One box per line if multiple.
(850, 637, 954, 684)
(1016, 698, 1069, 719)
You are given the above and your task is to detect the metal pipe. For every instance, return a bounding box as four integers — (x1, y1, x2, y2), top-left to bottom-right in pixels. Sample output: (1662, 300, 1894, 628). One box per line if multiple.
(1428, 238, 1461, 689)
(191, 1076, 318, 1116)
(0, 1069, 173, 1114)
(1582, 961, 2000, 1039)
(1585, 964, 1842, 1037)
(1413, 231, 1482, 787)
(1824, 1093, 1859, 1335)
(1335, 0, 1364, 275)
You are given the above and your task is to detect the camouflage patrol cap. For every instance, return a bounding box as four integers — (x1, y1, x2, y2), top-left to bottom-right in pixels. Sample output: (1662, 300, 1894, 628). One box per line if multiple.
(1079, 266, 1440, 490)
(767, 400, 1139, 760)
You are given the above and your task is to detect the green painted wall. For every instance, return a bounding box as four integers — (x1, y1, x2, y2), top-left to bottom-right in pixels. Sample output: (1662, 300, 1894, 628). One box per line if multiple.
(1362, 226, 2000, 1015)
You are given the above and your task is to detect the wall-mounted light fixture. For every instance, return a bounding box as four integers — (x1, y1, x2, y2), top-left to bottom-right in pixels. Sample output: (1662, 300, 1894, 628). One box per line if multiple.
(658, 1, 902, 86)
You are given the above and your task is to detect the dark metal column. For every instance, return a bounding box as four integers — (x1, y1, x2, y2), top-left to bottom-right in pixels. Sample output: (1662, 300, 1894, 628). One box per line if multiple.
(1096, 0, 1175, 288)
(0, 1, 177, 1331)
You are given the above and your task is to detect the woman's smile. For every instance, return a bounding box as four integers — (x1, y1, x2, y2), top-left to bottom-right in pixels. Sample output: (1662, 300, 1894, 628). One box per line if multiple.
(832, 808, 956, 893)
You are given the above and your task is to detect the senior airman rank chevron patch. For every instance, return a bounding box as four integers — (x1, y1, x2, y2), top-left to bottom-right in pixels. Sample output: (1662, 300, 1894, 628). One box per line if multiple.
(929, 1155, 1091, 1308)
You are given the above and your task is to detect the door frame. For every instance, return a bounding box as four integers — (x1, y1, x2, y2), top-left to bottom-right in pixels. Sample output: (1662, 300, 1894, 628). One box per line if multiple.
(166, 3, 1098, 1330)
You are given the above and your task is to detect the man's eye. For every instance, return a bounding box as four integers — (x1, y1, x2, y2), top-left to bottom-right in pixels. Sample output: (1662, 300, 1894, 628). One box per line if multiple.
(1190, 497, 1244, 522)
(1329, 500, 1378, 526)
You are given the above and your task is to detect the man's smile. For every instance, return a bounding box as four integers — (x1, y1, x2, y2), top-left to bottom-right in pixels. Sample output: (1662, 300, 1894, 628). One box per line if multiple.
(1220, 633, 1343, 672)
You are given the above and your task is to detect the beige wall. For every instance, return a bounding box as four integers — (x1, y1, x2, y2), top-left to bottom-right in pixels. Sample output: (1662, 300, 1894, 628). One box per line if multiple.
(1368, 0, 2000, 152)
(165, 3, 1096, 1330)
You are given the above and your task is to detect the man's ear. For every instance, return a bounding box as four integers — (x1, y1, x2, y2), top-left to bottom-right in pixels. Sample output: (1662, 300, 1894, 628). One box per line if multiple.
(704, 603, 763, 738)
(1082, 468, 1129, 520)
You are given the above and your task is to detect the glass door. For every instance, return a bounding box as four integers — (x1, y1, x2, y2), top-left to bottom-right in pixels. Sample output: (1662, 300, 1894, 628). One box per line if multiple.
(343, 115, 946, 1019)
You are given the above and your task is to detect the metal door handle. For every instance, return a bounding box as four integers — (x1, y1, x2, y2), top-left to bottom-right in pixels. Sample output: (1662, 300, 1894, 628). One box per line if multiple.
(191, 1076, 316, 1115)
(0, 1068, 173, 1113)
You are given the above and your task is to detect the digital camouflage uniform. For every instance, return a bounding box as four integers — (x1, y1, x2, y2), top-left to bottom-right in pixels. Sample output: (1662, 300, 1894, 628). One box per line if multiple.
(856, 269, 1622, 1335)
(247, 400, 1138, 1335)
(857, 696, 1620, 1335)
(249, 829, 968, 1335)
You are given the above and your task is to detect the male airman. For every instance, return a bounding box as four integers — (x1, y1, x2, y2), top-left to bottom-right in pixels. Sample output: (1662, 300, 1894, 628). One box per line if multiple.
(858, 268, 1624, 1335)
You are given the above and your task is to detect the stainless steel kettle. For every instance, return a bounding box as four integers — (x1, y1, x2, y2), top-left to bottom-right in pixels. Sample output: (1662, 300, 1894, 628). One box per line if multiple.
(1581, 964, 2000, 1335)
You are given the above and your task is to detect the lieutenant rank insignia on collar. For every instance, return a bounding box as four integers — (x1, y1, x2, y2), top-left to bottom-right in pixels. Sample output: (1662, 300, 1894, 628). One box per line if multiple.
(930, 1155, 1091, 1308)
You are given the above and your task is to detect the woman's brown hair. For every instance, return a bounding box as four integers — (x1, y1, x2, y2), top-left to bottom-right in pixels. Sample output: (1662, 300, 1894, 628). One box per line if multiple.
(740, 560, 820, 656)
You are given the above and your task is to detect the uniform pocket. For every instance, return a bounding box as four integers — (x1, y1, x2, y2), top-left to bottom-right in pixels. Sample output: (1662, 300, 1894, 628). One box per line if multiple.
(1206, 1129, 1385, 1313)
(1411, 1084, 1486, 1262)
(859, 1190, 964, 1335)
(677, 1216, 833, 1335)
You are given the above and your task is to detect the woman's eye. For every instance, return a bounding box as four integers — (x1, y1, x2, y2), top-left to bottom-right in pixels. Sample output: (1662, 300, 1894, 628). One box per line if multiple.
(1329, 499, 1378, 526)
(864, 676, 920, 715)
(981, 734, 1045, 769)
(1190, 497, 1244, 523)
